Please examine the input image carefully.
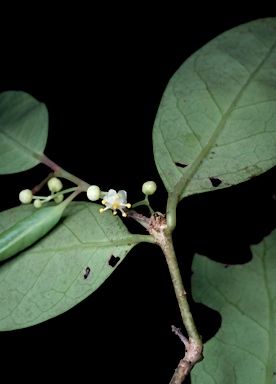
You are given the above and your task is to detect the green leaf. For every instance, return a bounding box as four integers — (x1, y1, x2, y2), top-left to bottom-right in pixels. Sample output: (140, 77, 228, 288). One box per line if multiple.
(153, 18, 276, 200)
(191, 229, 276, 384)
(0, 91, 48, 174)
(0, 202, 149, 331)
(0, 204, 66, 263)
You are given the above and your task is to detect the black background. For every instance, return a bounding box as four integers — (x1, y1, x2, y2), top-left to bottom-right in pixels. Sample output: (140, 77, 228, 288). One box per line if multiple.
(1, 8, 276, 383)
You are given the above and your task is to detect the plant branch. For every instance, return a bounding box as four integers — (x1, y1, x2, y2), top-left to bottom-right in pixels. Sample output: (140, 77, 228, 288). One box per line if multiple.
(171, 326, 190, 350)
(31, 172, 55, 194)
(36, 153, 90, 191)
(169, 337, 203, 384)
(148, 216, 203, 382)
(160, 233, 202, 345)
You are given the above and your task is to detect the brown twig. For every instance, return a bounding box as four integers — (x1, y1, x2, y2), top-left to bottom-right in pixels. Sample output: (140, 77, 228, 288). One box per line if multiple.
(171, 325, 189, 350)
(127, 210, 151, 229)
(169, 336, 203, 384)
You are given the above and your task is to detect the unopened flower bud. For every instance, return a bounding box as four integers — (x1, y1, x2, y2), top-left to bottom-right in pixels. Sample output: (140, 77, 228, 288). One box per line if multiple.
(33, 200, 42, 208)
(87, 185, 101, 201)
(142, 181, 157, 195)
(54, 194, 64, 203)
(19, 189, 33, 204)
(48, 177, 63, 193)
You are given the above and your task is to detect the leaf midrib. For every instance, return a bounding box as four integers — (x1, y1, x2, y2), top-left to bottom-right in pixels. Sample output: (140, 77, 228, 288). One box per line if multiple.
(13, 234, 154, 256)
(0, 128, 41, 159)
(173, 40, 276, 202)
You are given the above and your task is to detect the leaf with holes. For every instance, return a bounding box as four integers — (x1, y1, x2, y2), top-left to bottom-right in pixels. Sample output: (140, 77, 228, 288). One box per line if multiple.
(191, 229, 276, 384)
(153, 18, 276, 200)
(0, 202, 151, 330)
(0, 91, 48, 174)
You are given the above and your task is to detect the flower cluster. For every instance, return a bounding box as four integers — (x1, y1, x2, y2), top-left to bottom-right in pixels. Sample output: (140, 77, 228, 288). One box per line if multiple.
(19, 177, 64, 208)
(86, 181, 158, 218)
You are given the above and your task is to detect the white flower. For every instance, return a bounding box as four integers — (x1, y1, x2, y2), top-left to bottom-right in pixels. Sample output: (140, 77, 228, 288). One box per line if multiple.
(99, 189, 131, 217)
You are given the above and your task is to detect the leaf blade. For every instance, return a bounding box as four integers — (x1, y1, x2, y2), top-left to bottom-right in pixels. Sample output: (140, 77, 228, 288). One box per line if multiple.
(0, 202, 142, 330)
(153, 18, 276, 200)
(0, 91, 48, 174)
(191, 229, 276, 384)
(0, 204, 66, 263)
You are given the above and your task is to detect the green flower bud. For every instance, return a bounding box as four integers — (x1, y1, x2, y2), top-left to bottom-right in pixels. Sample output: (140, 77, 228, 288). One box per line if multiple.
(142, 181, 157, 195)
(19, 189, 33, 204)
(48, 177, 63, 192)
(54, 194, 64, 204)
(87, 185, 101, 201)
(33, 200, 42, 208)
